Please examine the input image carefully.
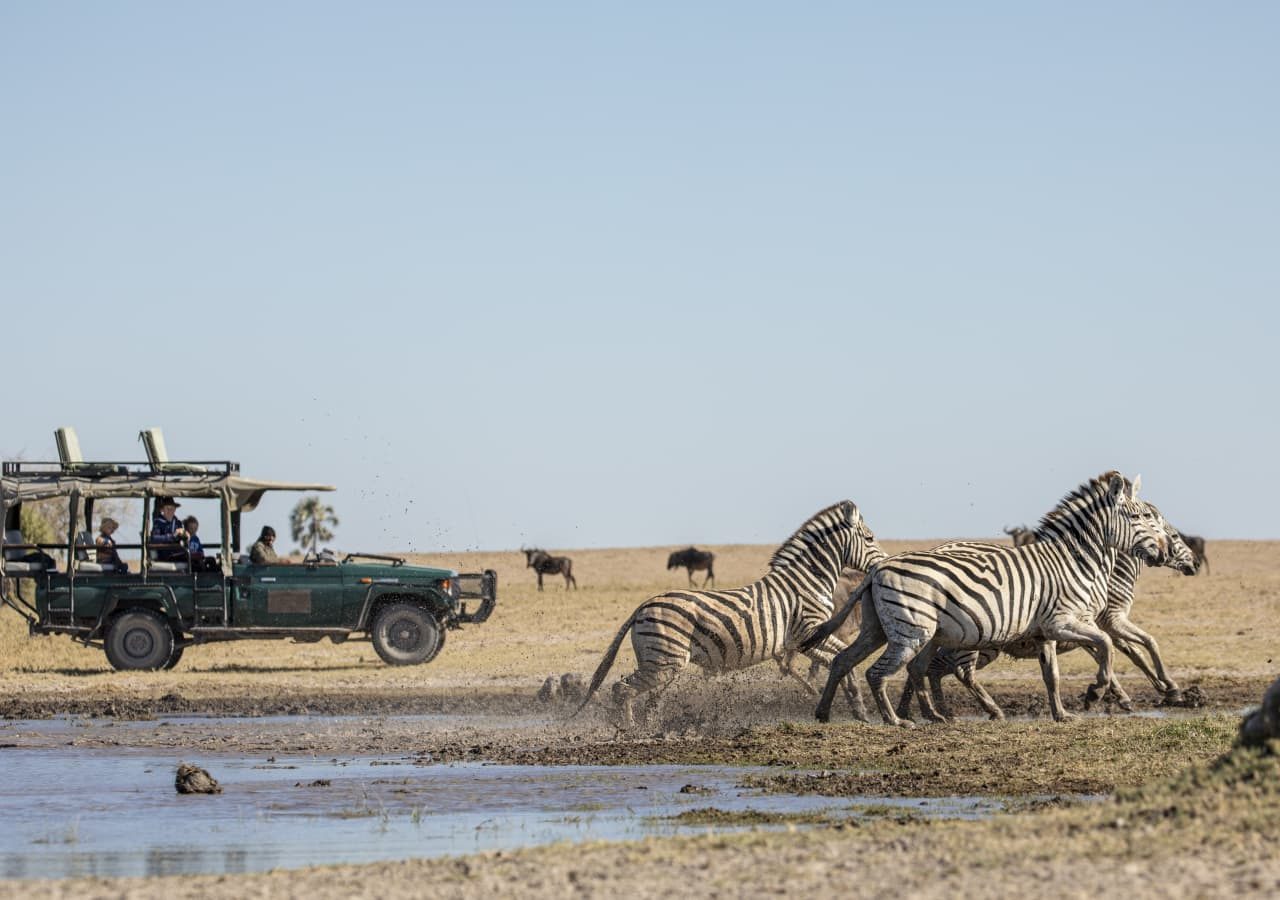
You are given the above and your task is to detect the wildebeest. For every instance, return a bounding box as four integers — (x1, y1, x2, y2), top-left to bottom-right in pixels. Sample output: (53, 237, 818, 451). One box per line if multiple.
(1177, 531, 1209, 574)
(1003, 525, 1036, 547)
(523, 548, 577, 590)
(667, 546, 715, 587)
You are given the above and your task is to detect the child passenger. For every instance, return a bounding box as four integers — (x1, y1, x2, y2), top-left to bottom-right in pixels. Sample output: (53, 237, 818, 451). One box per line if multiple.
(95, 518, 129, 573)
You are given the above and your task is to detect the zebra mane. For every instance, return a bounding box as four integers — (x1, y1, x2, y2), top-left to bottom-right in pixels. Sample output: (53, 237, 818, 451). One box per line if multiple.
(769, 501, 853, 570)
(1033, 470, 1129, 540)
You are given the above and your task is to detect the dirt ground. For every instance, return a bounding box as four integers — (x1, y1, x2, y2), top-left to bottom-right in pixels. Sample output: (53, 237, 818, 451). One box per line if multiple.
(2, 538, 1278, 896)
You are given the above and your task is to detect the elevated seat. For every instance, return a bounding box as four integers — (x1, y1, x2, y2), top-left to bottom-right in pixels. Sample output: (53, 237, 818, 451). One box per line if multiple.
(148, 549, 189, 573)
(4, 529, 50, 574)
(138, 428, 207, 475)
(74, 531, 117, 574)
(56, 427, 126, 476)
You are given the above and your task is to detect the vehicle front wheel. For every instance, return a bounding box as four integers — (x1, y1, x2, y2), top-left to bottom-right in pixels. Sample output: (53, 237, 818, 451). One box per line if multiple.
(371, 603, 444, 666)
(105, 609, 175, 671)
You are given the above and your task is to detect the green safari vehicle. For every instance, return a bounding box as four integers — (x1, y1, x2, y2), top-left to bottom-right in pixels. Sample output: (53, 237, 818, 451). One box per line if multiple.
(1, 452, 496, 671)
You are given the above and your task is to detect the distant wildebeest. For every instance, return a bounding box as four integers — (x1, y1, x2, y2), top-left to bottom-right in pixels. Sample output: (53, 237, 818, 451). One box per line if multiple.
(523, 548, 577, 591)
(1176, 531, 1209, 574)
(667, 547, 715, 587)
(1003, 525, 1036, 547)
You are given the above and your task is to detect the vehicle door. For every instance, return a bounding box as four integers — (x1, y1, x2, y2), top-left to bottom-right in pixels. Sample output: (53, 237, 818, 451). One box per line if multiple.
(238, 559, 346, 628)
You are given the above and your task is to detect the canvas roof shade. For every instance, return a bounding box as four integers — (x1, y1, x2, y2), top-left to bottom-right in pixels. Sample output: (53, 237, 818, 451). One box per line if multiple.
(1, 474, 334, 512)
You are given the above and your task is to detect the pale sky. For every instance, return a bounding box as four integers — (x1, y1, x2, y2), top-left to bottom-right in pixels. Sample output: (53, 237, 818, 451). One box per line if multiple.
(3, 3, 1277, 552)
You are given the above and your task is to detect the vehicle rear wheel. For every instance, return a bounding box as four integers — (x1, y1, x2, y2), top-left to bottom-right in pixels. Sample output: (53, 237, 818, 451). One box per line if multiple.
(371, 603, 443, 666)
(105, 609, 175, 671)
(163, 625, 185, 670)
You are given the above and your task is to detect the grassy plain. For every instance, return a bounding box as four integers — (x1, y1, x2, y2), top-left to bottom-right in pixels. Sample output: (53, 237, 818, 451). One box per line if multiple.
(1, 539, 1276, 716)
(3, 539, 1278, 898)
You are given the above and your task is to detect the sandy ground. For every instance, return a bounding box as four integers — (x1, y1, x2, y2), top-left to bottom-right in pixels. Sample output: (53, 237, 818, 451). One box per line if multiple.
(2, 538, 1278, 896)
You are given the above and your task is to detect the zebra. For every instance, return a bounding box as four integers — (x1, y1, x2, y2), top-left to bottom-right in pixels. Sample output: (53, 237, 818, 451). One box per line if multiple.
(574, 500, 887, 727)
(1176, 531, 1209, 575)
(523, 548, 577, 590)
(801, 472, 1168, 727)
(894, 509, 1198, 721)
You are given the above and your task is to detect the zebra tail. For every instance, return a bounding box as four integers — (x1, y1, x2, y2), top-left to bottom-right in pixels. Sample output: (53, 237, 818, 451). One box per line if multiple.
(571, 609, 637, 718)
(797, 577, 871, 654)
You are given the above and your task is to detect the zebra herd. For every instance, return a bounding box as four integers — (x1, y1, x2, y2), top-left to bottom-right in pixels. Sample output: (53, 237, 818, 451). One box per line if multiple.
(577, 471, 1202, 728)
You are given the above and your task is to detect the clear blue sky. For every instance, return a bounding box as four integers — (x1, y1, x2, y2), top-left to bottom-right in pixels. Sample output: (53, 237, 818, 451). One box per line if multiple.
(3, 3, 1276, 552)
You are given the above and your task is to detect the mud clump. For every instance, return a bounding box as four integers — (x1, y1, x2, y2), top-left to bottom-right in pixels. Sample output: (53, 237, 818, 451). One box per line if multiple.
(1161, 685, 1207, 709)
(175, 763, 221, 795)
(1239, 675, 1280, 748)
(536, 673, 587, 705)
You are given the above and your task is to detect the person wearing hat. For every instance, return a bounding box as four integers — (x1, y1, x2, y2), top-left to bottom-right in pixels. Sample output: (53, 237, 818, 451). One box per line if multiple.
(249, 526, 293, 565)
(150, 497, 188, 562)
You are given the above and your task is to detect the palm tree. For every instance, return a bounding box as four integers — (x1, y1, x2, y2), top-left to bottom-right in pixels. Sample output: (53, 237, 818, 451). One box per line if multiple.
(290, 496, 339, 554)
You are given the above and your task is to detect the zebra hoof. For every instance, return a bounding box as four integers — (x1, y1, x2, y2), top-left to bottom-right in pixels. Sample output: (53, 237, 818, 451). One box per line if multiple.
(987, 710, 1005, 721)
(893, 718, 917, 729)
(1053, 711, 1079, 722)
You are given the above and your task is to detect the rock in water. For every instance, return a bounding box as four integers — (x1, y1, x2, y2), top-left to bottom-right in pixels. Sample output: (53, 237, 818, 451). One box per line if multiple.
(175, 763, 221, 794)
(1239, 676, 1280, 748)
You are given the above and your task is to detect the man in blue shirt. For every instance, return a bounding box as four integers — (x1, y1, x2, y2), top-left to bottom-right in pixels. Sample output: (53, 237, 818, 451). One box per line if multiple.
(151, 497, 187, 562)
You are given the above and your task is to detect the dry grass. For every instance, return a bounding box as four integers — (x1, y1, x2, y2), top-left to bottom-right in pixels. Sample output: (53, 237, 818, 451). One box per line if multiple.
(0, 540, 1276, 709)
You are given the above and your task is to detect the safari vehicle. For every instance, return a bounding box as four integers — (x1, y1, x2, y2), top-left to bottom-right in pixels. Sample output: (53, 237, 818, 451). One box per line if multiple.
(0, 437, 496, 671)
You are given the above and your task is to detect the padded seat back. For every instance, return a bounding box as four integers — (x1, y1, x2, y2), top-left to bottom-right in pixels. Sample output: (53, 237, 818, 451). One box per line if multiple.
(139, 428, 206, 474)
(4, 529, 48, 573)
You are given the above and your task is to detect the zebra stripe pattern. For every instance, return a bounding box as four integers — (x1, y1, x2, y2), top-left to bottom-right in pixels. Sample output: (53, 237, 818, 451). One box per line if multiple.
(899, 508, 1196, 720)
(802, 472, 1167, 727)
(574, 500, 886, 727)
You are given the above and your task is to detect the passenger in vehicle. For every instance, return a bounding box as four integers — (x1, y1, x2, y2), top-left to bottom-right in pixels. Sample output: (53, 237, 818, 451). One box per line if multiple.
(184, 516, 204, 562)
(249, 526, 292, 565)
(150, 497, 187, 562)
(95, 517, 129, 573)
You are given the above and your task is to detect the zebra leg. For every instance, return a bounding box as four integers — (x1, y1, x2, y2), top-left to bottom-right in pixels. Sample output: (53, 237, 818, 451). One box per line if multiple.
(952, 665, 1005, 720)
(906, 642, 948, 724)
(611, 661, 680, 729)
(930, 673, 955, 719)
(1080, 642, 1135, 712)
(774, 651, 820, 696)
(866, 639, 925, 728)
(1037, 641, 1075, 721)
(804, 640, 871, 722)
(815, 617, 886, 724)
(894, 676, 917, 722)
(1050, 621, 1115, 709)
(1108, 616, 1182, 701)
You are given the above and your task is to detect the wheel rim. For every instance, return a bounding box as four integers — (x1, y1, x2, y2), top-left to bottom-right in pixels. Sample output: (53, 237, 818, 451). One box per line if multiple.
(124, 628, 155, 660)
(389, 618, 422, 653)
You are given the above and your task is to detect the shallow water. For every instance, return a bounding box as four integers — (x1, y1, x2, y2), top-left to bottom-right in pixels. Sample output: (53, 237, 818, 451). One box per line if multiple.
(0, 745, 999, 880)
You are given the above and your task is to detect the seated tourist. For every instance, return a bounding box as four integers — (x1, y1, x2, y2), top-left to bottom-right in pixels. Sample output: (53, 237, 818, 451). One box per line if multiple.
(150, 497, 187, 562)
(95, 517, 129, 573)
(249, 526, 292, 565)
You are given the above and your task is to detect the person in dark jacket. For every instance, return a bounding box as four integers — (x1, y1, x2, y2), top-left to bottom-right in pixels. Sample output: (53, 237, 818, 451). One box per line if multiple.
(150, 497, 187, 562)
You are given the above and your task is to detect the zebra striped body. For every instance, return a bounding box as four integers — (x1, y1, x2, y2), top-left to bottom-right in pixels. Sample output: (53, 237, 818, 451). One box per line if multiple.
(575, 501, 886, 727)
(902, 515, 1196, 719)
(803, 472, 1167, 727)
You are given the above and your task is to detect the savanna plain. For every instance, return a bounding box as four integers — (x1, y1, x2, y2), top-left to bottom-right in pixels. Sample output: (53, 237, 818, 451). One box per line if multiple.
(3, 540, 1278, 898)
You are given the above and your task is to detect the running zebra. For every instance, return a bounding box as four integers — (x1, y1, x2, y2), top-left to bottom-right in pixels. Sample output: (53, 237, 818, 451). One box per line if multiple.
(801, 472, 1168, 727)
(895, 510, 1198, 721)
(574, 501, 886, 727)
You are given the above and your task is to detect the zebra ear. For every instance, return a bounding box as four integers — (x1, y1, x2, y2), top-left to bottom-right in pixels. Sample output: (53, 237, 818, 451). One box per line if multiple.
(842, 500, 859, 523)
(1107, 473, 1129, 501)
(1131, 474, 1142, 499)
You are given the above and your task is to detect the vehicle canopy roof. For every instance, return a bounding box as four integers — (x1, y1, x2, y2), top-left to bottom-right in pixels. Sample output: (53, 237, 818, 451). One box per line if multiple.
(1, 471, 333, 513)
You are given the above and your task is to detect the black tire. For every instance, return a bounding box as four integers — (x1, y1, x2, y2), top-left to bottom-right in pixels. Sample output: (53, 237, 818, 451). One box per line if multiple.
(105, 609, 175, 672)
(163, 646, 185, 670)
(370, 602, 444, 666)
